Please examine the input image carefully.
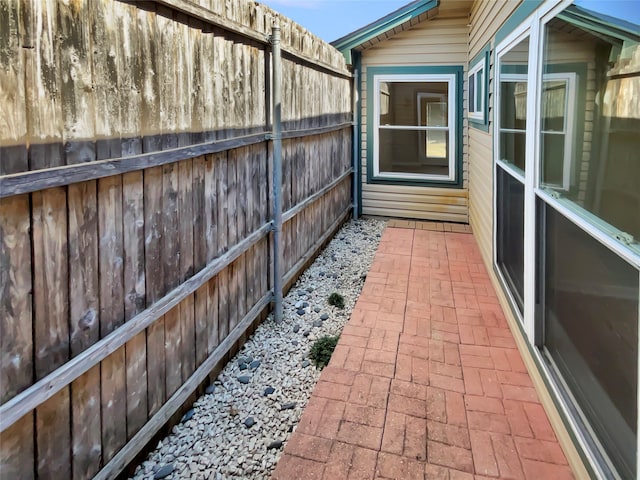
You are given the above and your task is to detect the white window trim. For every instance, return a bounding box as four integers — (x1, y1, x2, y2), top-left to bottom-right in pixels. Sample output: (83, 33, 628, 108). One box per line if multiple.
(468, 58, 486, 121)
(540, 72, 576, 191)
(372, 73, 456, 182)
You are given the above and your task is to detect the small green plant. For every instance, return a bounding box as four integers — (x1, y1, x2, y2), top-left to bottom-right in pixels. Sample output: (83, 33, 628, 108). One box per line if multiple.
(328, 292, 345, 309)
(309, 335, 340, 369)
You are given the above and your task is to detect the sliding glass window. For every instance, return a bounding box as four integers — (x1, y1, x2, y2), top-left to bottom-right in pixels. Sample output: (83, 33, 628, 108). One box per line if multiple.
(495, 36, 530, 316)
(537, 5, 640, 477)
(495, 2, 639, 477)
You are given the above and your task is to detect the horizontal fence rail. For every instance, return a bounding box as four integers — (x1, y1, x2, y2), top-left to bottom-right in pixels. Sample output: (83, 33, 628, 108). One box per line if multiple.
(0, 123, 353, 198)
(0, 223, 272, 433)
(94, 290, 274, 480)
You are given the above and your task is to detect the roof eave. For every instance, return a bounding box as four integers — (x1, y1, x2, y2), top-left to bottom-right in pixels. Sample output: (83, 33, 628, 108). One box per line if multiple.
(331, 0, 440, 64)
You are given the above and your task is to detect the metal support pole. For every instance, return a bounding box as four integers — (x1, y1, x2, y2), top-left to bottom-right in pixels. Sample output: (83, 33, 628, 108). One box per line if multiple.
(352, 67, 360, 219)
(271, 23, 284, 322)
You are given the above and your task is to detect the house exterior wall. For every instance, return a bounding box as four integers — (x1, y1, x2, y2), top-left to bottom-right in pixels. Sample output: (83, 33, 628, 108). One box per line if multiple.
(359, 16, 469, 222)
(466, 1, 602, 478)
(467, 0, 522, 271)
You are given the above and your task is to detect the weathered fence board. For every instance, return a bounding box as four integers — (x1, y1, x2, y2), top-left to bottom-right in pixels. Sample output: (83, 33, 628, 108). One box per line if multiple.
(0, 1, 353, 478)
(0, 194, 33, 479)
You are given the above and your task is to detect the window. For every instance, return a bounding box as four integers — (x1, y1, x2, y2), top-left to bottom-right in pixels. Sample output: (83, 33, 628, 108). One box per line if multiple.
(498, 73, 528, 173)
(468, 45, 490, 129)
(493, 1, 640, 478)
(495, 36, 530, 318)
(366, 66, 463, 186)
(468, 59, 485, 121)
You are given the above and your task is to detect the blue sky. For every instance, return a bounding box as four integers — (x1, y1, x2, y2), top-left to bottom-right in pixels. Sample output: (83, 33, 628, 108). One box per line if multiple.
(259, 0, 640, 44)
(259, 0, 410, 43)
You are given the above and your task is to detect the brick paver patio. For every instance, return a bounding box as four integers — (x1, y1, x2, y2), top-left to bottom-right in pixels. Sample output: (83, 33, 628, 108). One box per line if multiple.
(271, 225, 575, 480)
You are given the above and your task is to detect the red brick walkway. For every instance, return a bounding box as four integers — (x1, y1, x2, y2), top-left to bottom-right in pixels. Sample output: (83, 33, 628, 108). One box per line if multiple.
(271, 227, 574, 480)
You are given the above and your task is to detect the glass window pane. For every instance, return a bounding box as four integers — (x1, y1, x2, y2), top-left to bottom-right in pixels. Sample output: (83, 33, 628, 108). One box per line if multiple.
(541, 9, 640, 239)
(469, 74, 476, 113)
(420, 96, 448, 127)
(541, 202, 638, 478)
(499, 131, 527, 172)
(542, 133, 566, 186)
(500, 81, 528, 130)
(379, 82, 448, 126)
(379, 128, 449, 176)
(542, 80, 567, 132)
(498, 37, 529, 171)
(426, 130, 447, 159)
(476, 69, 483, 111)
(497, 166, 525, 313)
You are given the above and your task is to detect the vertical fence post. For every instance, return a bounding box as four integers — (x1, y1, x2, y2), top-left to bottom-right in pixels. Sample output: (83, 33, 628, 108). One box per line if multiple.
(352, 67, 359, 219)
(271, 22, 284, 322)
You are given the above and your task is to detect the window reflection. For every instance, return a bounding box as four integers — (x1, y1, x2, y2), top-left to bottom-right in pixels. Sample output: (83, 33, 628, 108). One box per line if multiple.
(541, 6, 640, 239)
(498, 37, 530, 172)
(539, 3, 640, 477)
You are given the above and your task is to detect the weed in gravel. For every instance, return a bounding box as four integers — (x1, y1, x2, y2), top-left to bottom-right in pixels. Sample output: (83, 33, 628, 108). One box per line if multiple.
(308, 335, 340, 369)
(328, 292, 345, 309)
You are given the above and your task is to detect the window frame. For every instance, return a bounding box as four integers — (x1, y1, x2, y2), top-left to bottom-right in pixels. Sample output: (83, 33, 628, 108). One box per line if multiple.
(365, 65, 464, 188)
(468, 59, 485, 121)
(540, 72, 577, 191)
(492, 2, 640, 479)
(468, 43, 491, 130)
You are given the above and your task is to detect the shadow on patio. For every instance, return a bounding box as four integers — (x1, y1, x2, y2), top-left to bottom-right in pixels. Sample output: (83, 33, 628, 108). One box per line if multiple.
(271, 222, 574, 480)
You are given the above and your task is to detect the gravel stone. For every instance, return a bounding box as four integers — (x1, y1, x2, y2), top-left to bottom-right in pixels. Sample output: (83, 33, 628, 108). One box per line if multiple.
(249, 360, 261, 369)
(244, 417, 256, 428)
(312, 320, 322, 328)
(280, 402, 296, 411)
(130, 218, 386, 480)
(153, 464, 174, 479)
(181, 409, 195, 423)
(296, 309, 305, 316)
(320, 313, 329, 321)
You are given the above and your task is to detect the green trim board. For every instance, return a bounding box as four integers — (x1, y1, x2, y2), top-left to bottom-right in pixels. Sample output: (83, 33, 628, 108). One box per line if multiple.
(331, 0, 439, 64)
(495, 0, 543, 46)
(469, 42, 492, 132)
(365, 65, 464, 188)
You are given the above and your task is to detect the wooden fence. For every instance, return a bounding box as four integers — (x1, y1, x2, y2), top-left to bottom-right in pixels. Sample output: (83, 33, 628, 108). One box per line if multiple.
(0, 0, 353, 478)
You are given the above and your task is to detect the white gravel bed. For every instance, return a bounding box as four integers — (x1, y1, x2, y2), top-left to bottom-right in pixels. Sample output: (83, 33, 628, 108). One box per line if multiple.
(131, 217, 387, 480)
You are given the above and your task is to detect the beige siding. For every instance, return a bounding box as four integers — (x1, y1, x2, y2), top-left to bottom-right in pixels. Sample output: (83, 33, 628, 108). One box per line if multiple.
(469, 0, 522, 58)
(360, 15, 469, 222)
(468, 0, 522, 265)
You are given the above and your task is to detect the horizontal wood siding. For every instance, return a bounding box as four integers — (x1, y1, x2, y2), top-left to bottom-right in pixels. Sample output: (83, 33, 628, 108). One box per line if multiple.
(469, 0, 521, 59)
(467, 0, 521, 262)
(360, 16, 469, 222)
